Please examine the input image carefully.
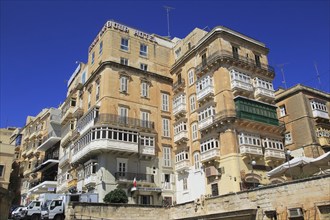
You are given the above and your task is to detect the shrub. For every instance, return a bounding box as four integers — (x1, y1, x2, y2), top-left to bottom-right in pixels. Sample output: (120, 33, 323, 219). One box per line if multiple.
(103, 188, 128, 204)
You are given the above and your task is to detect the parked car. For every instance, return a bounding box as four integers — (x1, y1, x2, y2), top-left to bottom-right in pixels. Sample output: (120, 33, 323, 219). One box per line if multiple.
(11, 206, 26, 220)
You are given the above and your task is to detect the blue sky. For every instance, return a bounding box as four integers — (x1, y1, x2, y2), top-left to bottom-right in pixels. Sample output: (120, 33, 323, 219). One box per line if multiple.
(1, 0, 329, 128)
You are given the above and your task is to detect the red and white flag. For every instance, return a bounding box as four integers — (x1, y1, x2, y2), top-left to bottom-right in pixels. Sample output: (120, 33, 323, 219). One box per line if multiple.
(133, 177, 137, 187)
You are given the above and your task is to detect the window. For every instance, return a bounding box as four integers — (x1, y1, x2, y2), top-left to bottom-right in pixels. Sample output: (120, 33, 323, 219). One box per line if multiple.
(140, 63, 148, 71)
(189, 95, 196, 112)
(188, 69, 194, 86)
(175, 47, 181, 58)
(174, 121, 187, 135)
(279, 105, 286, 117)
(95, 80, 100, 101)
(232, 46, 239, 59)
(140, 111, 150, 128)
(139, 195, 152, 205)
(120, 76, 128, 93)
(163, 174, 172, 190)
(162, 93, 169, 111)
(163, 146, 171, 167)
(201, 53, 207, 66)
(188, 42, 191, 50)
(175, 151, 188, 164)
(200, 138, 219, 153)
(183, 177, 188, 191)
(196, 75, 213, 94)
(310, 100, 328, 112)
(140, 44, 148, 57)
(91, 52, 95, 64)
(255, 54, 261, 67)
(119, 107, 128, 124)
(193, 152, 201, 170)
(0, 165, 4, 177)
(285, 133, 292, 145)
(88, 89, 91, 109)
(81, 72, 86, 84)
(162, 118, 170, 137)
(141, 82, 149, 97)
(211, 183, 219, 196)
(117, 158, 127, 177)
(192, 122, 198, 141)
(99, 41, 103, 55)
(121, 38, 129, 51)
(120, 57, 129, 66)
(198, 106, 216, 122)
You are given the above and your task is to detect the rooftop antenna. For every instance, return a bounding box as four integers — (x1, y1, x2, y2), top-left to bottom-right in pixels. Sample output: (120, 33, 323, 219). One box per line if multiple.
(163, 6, 175, 38)
(314, 61, 322, 89)
(276, 63, 289, 89)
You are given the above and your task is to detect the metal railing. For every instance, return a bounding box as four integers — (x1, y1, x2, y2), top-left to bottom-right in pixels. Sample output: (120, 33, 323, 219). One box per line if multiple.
(114, 172, 154, 183)
(173, 78, 185, 90)
(195, 50, 275, 74)
(95, 114, 155, 130)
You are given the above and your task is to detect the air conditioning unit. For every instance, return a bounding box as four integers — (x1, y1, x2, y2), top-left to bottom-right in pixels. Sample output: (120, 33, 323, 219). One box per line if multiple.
(205, 166, 219, 178)
(288, 208, 303, 218)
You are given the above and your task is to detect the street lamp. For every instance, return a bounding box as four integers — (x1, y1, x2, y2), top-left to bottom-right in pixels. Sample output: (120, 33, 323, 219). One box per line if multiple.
(251, 160, 256, 188)
(286, 150, 292, 180)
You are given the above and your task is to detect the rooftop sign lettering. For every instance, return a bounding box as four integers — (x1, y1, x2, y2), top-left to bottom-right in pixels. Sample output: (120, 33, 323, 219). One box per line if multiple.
(89, 21, 156, 52)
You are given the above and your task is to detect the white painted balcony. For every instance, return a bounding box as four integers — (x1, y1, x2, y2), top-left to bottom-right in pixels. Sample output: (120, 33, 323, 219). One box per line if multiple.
(198, 116, 214, 130)
(173, 103, 187, 116)
(28, 181, 57, 194)
(139, 145, 155, 156)
(175, 159, 190, 172)
(37, 131, 61, 151)
(197, 84, 214, 102)
(71, 139, 138, 164)
(201, 148, 220, 163)
(61, 106, 75, 125)
(76, 107, 98, 135)
(84, 174, 97, 188)
(56, 179, 68, 193)
(254, 87, 275, 100)
(264, 149, 285, 160)
(59, 153, 70, 168)
(312, 109, 330, 119)
(77, 179, 84, 192)
(240, 145, 263, 157)
(174, 130, 188, 143)
(231, 80, 253, 93)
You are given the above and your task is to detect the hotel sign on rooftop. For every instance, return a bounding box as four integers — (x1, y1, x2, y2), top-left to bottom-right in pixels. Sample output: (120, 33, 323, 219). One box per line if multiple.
(89, 21, 157, 52)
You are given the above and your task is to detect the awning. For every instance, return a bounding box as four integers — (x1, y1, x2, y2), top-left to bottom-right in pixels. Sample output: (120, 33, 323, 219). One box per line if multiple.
(33, 159, 59, 172)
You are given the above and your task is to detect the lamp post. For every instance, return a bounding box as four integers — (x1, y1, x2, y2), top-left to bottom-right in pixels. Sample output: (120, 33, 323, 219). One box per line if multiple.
(251, 160, 256, 188)
(286, 150, 292, 180)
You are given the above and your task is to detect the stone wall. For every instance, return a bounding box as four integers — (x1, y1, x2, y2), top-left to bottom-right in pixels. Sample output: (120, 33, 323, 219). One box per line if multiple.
(68, 175, 330, 220)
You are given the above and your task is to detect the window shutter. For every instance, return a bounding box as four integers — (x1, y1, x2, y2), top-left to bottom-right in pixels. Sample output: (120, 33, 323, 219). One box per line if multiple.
(161, 173, 164, 183)
(170, 174, 174, 183)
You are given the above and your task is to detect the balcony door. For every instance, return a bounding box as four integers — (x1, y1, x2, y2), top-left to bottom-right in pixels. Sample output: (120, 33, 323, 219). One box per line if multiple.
(119, 107, 128, 125)
(117, 158, 128, 179)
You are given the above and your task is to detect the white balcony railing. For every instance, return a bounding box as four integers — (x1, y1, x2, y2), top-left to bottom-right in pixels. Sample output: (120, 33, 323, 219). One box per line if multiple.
(240, 145, 263, 156)
(198, 116, 214, 130)
(71, 139, 138, 164)
(163, 182, 171, 190)
(84, 174, 97, 187)
(201, 148, 220, 163)
(231, 80, 253, 92)
(139, 145, 155, 156)
(175, 159, 190, 172)
(173, 103, 187, 116)
(264, 149, 285, 159)
(197, 85, 214, 101)
(174, 130, 188, 143)
(254, 87, 275, 99)
(312, 109, 330, 119)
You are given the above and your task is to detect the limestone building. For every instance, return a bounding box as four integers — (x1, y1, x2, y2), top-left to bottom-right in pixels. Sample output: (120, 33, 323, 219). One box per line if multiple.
(56, 21, 176, 205)
(170, 26, 285, 203)
(17, 21, 288, 205)
(19, 108, 61, 205)
(275, 84, 330, 158)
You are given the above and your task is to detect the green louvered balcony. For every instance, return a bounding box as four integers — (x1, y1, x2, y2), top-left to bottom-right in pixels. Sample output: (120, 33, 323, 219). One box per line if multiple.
(234, 97, 279, 126)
